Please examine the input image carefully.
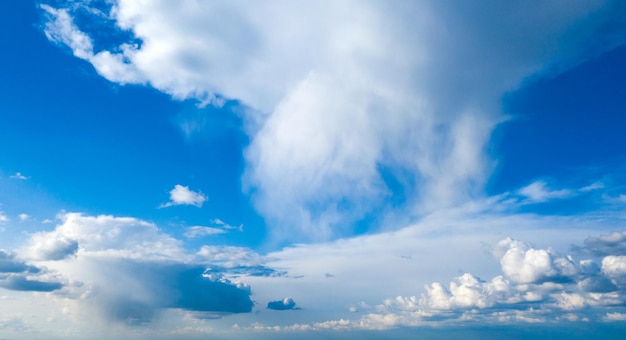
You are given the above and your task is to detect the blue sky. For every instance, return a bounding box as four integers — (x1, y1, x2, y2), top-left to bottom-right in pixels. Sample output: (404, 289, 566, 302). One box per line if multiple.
(2, 0, 626, 338)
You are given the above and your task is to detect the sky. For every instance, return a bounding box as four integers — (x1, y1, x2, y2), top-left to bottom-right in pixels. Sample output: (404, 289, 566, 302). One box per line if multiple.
(1, 0, 626, 338)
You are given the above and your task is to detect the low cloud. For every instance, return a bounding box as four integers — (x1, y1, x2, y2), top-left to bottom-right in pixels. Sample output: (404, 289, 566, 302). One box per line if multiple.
(159, 184, 207, 208)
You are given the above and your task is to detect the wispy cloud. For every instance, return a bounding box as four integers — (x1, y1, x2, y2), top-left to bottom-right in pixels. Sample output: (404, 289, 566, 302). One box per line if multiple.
(184, 226, 226, 238)
(9, 172, 28, 180)
(159, 184, 207, 208)
(517, 181, 574, 203)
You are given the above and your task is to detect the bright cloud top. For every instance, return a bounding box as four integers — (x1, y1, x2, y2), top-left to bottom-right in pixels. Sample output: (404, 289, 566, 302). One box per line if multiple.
(40, 0, 626, 242)
(159, 184, 207, 208)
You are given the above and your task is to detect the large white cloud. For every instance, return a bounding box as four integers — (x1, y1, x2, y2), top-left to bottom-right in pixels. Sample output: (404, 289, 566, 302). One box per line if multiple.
(40, 0, 626, 241)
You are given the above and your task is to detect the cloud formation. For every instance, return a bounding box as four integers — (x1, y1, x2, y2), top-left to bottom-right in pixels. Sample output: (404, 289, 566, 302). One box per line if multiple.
(267, 297, 298, 311)
(17, 213, 255, 325)
(160, 184, 207, 208)
(40, 0, 626, 241)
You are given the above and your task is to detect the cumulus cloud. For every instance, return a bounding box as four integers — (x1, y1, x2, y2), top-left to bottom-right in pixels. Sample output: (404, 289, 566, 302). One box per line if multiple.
(0, 212, 7, 223)
(16, 213, 256, 325)
(17, 214, 29, 221)
(159, 184, 207, 208)
(267, 297, 298, 311)
(39, 0, 626, 241)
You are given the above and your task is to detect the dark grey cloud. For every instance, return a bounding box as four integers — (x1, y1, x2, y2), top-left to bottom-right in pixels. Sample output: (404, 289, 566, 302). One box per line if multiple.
(267, 297, 298, 311)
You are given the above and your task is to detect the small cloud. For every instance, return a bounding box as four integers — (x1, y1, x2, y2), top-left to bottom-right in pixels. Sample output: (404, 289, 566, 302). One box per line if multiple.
(0, 212, 8, 223)
(159, 184, 207, 208)
(211, 218, 243, 232)
(18, 214, 29, 222)
(579, 182, 604, 192)
(267, 297, 299, 311)
(518, 181, 573, 203)
(184, 226, 226, 238)
(9, 172, 28, 180)
(348, 306, 358, 313)
(604, 312, 626, 321)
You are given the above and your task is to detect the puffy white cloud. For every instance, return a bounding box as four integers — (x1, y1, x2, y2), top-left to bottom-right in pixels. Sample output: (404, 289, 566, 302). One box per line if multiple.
(40, 0, 626, 241)
(576, 231, 626, 256)
(495, 238, 579, 284)
(159, 184, 207, 208)
(17, 214, 28, 221)
(28, 233, 78, 260)
(601, 255, 626, 286)
(0, 212, 7, 223)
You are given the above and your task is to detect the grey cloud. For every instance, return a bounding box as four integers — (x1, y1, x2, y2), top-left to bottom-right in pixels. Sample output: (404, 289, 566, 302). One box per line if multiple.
(0, 251, 62, 292)
(267, 297, 298, 311)
(0, 275, 62, 292)
(84, 259, 253, 325)
(573, 230, 626, 257)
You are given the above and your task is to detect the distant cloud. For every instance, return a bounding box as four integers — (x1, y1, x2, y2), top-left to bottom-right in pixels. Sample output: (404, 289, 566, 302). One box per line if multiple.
(267, 297, 298, 311)
(518, 181, 573, 203)
(573, 231, 626, 257)
(0, 212, 7, 223)
(159, 184, 207, 208)
(17, 214, 29, 221)
(9, 172, 27, 180)
(184, 226, 226, 238)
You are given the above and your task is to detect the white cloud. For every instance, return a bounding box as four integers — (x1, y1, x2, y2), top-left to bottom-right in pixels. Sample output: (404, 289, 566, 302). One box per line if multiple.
(0, 212, 8, 223)
(184, 226, 226, 238)
(159, 184, 207, 208)
(40, 0, 626, 242)
(9, 172, 28, 180)
(517, 181, 573, 203)
(604, 312, 626, 321)
(17, 214, 29, 222)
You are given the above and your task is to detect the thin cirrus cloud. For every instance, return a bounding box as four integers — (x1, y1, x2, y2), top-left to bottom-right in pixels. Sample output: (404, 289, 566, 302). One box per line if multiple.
(40, 0, 626, 242)
(159, 184, 207, 208)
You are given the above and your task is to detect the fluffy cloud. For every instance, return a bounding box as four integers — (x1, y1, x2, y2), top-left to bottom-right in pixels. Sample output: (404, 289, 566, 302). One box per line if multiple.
(0, 212, 7, 223)
(160, 184, 207, 208)
(267, 297, 298, 311)
(17, 213, 255, 325)
(40, 0, 626, 242)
